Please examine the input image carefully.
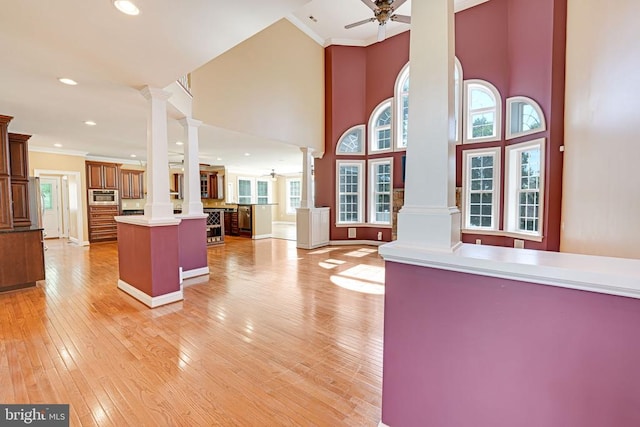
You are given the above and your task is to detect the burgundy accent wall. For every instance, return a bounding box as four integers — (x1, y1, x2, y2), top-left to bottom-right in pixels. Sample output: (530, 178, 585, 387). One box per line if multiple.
(117, 223, 180, 297)
(455, 0, 566, 251)
(320, 35, 409, 242)
(383, 261, 640, 427)
(178, 217, 208, 272)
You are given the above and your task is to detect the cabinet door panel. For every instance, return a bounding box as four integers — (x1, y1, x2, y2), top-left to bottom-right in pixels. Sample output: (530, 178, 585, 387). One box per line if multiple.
(11, 181, 30, 227)
(87, 163, 104, 189)
(103, 164, 119, 189)
(0, 177, 12, 229)
(9, 137, 29, 179)
(131, 172, 143, 199)
(121, 171, 132, 199)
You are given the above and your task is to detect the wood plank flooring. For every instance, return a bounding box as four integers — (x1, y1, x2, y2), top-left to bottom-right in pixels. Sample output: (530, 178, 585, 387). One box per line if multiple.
(0, 237, 385, 426)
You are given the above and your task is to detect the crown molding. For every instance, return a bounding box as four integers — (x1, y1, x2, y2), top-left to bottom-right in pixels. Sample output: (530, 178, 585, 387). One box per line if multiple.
(28, 145, 89, 157)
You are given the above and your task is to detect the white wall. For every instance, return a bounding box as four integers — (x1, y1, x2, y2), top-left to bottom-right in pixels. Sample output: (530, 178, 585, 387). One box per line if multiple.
(561, 0, 640, 258)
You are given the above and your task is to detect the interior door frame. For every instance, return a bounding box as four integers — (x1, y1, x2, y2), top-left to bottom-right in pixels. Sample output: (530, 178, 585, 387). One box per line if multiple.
(40, 175, 64, 238)
(35, 169, 87, 246)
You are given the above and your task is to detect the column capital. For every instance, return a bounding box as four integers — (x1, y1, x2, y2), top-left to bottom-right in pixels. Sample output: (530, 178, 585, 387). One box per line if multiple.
(300, 146, 315, 155)
(178, 117, 203, 128)
(140, 86, 172, 102)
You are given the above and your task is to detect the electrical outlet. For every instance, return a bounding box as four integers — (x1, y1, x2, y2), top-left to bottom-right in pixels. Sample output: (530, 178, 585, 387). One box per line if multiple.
(348, 228, 356, 239)
(475, 239, 482, 245)
(377, 231, 382, 241)
(514, 239, 525, 249)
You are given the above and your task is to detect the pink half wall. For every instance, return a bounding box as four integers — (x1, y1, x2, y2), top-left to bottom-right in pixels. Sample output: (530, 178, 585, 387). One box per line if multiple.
(382, 262, 640, 427)
(178, 217, 207, 273)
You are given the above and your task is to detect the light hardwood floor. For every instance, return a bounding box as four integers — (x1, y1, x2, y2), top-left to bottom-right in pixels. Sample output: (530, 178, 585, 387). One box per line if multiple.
(0, 236, 385, 426)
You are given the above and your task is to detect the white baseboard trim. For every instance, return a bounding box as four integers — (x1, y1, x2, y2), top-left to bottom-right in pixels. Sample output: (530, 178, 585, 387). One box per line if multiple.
(182, 266, 209, 280)
(379, 421, 390, 427)
(329, 239, 385, 247)
(272, 221, 296, 225)
(69, 237, 90, 246)
(297, 242, 330, 250)
(117, 279, 183, 308)
(252, 234, 273, 240)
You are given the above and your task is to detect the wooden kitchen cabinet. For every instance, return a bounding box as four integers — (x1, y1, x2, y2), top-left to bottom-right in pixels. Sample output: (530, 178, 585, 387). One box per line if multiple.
(87, 161, 120, 190)
(121, 170, 144, 199)
(9, 133, 32, 227)
(88, 205, 119, 242)
(0, 116, 12, 229)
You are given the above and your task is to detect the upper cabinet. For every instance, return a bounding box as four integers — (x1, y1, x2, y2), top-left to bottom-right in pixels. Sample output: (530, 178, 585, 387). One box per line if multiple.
(0, 115, 13, 229)
(9, 133, 31, 227)
(121, 170, 144, 199)
(87, 161, 120, 190)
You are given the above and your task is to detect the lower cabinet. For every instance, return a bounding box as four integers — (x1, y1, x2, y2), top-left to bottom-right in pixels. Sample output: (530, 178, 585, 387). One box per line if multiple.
(88, 205, 119, 243)
(0, 229, 45, 292)
(224, 210, 239, 236)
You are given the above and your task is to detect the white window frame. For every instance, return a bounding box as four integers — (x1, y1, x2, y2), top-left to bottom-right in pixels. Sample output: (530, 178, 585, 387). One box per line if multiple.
(394, 63, 410, 151)
(285, 178, 301, 215)
(256, 179, 271, 205)
(505, 96, 546, 140)
(463, 79, 502, 144)
(336, 160, 365, 225)
(368, 98, 393, 154)
(368, 157, 393, 226)
(454, 57, 463, 144)
(336, 124, 366, 155)
(462, 147, 501, 231)
(237, 177, 254, 205)
(504, 138, 545, 239)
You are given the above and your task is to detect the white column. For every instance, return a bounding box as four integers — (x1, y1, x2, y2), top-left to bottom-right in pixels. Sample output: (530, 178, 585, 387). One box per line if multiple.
(178, 117, 204, 216)
(300, 147, 314, 209)
(140, 87, 174, 220)
(396, 0, 461, 251)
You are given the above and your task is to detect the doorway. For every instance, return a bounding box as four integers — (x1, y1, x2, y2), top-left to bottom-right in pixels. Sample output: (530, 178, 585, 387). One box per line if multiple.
(40, 176, 66, 239)
(35, 169, 85, 245)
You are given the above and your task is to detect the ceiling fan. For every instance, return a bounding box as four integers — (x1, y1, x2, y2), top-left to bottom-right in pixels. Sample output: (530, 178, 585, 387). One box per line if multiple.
(345, 0, 411, 42)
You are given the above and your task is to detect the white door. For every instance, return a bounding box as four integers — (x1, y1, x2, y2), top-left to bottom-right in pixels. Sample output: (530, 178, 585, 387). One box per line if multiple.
(40, 177, 62, 238)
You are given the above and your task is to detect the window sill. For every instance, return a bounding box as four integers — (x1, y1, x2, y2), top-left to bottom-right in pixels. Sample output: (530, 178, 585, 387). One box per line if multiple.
(461, 228, 543, 242)
(336, 223, 392, 229)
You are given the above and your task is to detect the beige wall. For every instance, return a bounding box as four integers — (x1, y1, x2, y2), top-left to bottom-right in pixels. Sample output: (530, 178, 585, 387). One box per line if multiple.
(29, 151, 88, 243)
(561, 0, 640, 258)
(191, 19, 324, 153)
(275, 174, 302, 223)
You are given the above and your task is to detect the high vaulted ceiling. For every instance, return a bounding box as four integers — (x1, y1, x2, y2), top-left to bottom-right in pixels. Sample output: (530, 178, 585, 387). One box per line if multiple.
(0, 0, 487, 175)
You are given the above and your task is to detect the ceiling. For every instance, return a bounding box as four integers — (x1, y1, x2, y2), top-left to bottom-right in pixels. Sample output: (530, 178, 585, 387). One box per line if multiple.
(0, 0, 485, 176)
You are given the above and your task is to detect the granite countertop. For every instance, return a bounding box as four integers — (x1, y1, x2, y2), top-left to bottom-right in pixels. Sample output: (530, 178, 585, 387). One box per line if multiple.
(0, 225, 44, 234)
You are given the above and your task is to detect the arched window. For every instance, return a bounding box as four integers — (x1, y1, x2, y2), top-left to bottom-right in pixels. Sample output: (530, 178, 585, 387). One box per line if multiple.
(463, 79, 502, 143)
(336, 124, 365, 155)
(369, 99, 393, 153)
(394, 63, 410, 150)
(506, 96, 546, 140)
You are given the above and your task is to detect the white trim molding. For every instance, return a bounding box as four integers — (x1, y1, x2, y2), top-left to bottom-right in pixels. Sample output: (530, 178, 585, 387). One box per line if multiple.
(181, 267, 209, 280)
(329, 240, 385, 247)
(252, 234, 273, 240)
(117, 280, 184, 308)
(379, 242, 640, 300)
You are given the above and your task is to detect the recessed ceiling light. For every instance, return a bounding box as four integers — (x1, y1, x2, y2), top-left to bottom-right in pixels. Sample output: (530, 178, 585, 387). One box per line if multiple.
(54, 143, 63, 148)
(175, 141, 184, 146)
(84, 120, 97, 126)
(216, 157, 222, 161)
(130, 154, 137, 158)
(113, 0, 140, 16)
(58, 78, 77, 86)
(244, 153, 251, 156)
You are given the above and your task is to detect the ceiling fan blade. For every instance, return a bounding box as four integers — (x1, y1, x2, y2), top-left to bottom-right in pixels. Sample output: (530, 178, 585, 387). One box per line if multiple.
(345, 17, 376, 29)
(392, 0, 408, 11)
(377, 23, 386, 42)
(390, 14, 411, 24)
(360, 0, 378, 11)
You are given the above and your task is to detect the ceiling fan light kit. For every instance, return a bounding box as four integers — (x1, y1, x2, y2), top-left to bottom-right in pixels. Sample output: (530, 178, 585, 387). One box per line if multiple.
(345, 0, 411, 42)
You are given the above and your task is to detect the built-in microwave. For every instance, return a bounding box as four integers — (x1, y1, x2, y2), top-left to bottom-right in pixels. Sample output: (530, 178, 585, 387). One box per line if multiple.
(89, 189, 119, 205)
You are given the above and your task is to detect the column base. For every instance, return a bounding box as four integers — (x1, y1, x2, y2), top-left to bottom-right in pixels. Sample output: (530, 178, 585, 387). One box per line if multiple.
(296, 207, 330, 249)
(396, 206, 461, 252)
